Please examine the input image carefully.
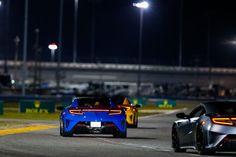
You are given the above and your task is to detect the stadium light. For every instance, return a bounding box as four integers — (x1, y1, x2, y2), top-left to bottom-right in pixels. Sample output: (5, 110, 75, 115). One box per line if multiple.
(133, 1, 149, 97)
(133, 1, 149, 9)
(48, 43, 58, 62)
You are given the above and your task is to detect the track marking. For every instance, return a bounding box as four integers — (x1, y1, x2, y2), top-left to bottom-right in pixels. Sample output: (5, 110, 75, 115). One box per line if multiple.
(97, 138, 172, 152)
(0, 124, 58, 136)
(94, 109, 188, 152)
(139, 108, 187, 119)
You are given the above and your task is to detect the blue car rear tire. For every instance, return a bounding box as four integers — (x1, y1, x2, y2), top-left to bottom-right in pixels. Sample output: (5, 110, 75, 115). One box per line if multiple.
(60, 119, 73, 137)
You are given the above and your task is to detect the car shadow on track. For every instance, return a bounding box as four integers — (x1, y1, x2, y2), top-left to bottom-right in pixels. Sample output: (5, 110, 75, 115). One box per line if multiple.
(214, 152, 236, 157)
(69, 135, 156, 140)
(72, 135, 114, 138)
(130, 127, 157, 130)
(185, 151, 236, 157)
(125, 137, 156, 140)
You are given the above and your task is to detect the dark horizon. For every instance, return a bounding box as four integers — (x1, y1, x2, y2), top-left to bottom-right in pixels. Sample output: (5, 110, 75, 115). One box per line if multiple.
(1, 0, 236, 67)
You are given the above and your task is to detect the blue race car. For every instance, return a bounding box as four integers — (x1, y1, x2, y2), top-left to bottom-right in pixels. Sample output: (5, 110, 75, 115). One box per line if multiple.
(59, 97, 127, 138)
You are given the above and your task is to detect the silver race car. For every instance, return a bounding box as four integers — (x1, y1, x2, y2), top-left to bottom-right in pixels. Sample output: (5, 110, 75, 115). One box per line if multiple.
(172, 101, 236, 155)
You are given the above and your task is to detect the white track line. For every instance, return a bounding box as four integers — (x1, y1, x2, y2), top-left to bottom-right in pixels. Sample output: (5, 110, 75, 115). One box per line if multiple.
(139, 108, 187, 119)
(97, 138, 172, 152)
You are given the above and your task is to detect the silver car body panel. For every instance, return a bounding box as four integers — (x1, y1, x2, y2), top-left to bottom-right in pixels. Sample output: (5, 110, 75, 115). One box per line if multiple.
(173, 101, 236, 151)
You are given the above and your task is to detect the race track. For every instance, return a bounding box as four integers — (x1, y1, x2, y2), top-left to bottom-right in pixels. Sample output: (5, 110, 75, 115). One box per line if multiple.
(0, 111, 235, 157)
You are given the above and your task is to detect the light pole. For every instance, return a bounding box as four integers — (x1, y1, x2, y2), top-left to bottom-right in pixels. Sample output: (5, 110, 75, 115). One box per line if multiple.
(56, 0, 64, 95)
(33, 28, 40, 92)
(22, 0, 29, 96)
(133, 1, 149, 97)
(48, 43, 58, 62)
(13, 36, 20, 80)
(179, 0, 183, 67)
(73, 0, 79, 63)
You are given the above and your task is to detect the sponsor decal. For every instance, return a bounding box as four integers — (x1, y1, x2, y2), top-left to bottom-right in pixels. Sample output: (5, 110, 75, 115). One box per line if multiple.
(20, 100, 55, 113)
(156, 100, 176, 108)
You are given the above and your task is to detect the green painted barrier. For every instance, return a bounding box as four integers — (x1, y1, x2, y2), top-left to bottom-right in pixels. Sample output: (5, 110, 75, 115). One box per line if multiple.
(20, 100, 55, 113)
(156, 99, 176, 108)
(132, 98, 147, 107)
(0, 101, 3, 115)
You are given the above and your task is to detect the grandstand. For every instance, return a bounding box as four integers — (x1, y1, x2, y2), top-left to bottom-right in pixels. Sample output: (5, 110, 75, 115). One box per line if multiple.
(0, 60, 236, 98)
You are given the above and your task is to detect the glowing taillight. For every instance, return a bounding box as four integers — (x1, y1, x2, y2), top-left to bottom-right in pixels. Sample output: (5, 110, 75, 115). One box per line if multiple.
(117, 105, 122, 108)
(69, 109, 83, 115)
(124, 107, 131, 111)
(104, 123, 115, 127)
(109, 110, 122, 115)
(211, 117, 236, 126)
(83, 109, 109, 112)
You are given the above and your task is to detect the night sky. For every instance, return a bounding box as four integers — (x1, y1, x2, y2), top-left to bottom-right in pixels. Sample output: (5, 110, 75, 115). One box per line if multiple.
(1, 0, 236, 67)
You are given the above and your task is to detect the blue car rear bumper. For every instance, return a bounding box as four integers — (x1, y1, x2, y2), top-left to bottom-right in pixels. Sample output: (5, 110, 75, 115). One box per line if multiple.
(61, 110, 126, 134)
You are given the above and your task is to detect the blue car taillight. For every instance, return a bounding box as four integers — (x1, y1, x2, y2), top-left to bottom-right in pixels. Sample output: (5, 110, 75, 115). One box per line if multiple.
(108, 110, 122, 115)
(69, 109, 83, 115)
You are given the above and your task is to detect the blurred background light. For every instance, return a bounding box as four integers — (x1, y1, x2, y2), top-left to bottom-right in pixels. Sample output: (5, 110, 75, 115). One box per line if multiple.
(133, 1, 149, 9)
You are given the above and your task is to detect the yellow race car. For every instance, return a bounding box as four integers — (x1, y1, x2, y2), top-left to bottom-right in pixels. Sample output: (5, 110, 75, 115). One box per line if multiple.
(111, 96, 140, 128)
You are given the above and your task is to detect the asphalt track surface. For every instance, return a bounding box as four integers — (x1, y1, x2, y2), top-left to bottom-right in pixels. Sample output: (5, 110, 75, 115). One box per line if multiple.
(0, 112, 236, 157)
